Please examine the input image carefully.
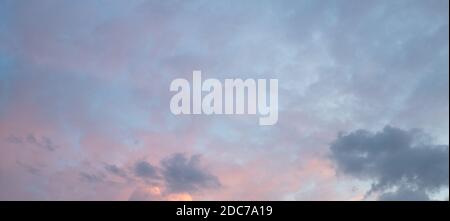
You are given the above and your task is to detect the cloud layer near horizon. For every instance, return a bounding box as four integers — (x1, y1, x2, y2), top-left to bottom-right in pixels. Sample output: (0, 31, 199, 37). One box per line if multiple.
(0, 0, 448, 200)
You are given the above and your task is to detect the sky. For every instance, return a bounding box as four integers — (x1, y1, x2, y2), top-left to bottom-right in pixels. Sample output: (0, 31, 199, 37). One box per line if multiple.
(0, 0, 448, 201)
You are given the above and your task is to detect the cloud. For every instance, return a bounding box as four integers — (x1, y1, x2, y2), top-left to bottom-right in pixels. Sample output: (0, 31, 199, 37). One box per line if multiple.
(134, 161, 159, 179)
(330, 126, 449, 200)
(16, 160, 40, 175)
(378, 187, 430, 201)
(79, 172, 105, 183)
(128, 186, 162, 201)
(6, 135, 23, 144)
(0, 0, 447, 201)
(128, 186, 193, 201)
(104, 164, 128, 178)
(126, 153, 221, 200)
(161, 153, 221, 193)
(106, 153, 221, 199)
(6, 133, 58, 151)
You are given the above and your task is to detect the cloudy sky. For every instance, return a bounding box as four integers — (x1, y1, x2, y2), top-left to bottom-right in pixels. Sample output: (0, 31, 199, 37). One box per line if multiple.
(0, 0, 448, 201)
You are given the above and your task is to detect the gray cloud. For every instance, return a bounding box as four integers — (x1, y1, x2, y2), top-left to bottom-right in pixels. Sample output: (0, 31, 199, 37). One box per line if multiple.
(6, 135, 23, 144)
(79, 172, 105, 183)
(330, 126, 449, 200)
(134, 161, 159, 179)
(16, 160, 40, 175)
(378, 187, 430, 201)
(39, 136, 58, 151)
(104, 164, 128, 178)
(103, 153, 221, 196)
(6, 133, 58, 151)
(161, 153, 221, 193)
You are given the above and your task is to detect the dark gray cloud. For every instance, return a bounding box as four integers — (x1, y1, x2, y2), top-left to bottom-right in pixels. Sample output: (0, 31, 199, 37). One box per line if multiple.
(134, 161, 159, 179)
(161, 153, 221, 193)
(330, 126, 449, 200)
